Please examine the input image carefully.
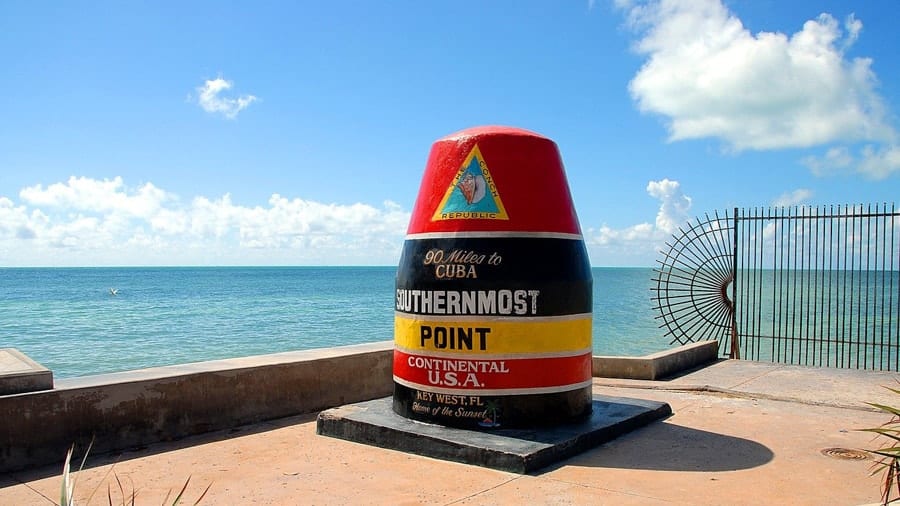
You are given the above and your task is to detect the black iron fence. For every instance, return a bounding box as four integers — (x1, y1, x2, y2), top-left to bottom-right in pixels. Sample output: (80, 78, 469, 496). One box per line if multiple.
(653, 203, 900, 371)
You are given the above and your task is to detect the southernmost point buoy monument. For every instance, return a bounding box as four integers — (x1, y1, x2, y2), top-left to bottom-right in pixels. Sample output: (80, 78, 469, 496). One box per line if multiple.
(317, 126, 671, 473)
(392, 126, 592, 428)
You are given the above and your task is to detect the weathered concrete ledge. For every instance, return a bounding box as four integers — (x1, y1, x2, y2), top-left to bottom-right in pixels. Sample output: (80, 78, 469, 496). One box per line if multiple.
(0, 348, 53, 395)
(0, 341, 393, 474)
(593, 340, 719, 380)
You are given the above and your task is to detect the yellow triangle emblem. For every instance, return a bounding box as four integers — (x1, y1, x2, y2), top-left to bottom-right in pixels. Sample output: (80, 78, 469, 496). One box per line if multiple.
(431, 145, 509, 221)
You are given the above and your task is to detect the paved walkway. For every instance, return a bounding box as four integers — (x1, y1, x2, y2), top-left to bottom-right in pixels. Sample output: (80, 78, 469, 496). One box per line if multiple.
(2, 360, 898, 505)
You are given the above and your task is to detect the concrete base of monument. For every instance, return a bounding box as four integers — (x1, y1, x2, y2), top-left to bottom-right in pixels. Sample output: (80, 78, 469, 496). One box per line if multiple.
(316, 394, 672, 474)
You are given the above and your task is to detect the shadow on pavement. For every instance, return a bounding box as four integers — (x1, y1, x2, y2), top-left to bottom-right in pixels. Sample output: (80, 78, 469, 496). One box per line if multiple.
(556, 421, 774, 472)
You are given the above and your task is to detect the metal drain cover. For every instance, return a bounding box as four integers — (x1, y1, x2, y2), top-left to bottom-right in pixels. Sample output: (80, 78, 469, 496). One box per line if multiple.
(821, 447, 870, 460)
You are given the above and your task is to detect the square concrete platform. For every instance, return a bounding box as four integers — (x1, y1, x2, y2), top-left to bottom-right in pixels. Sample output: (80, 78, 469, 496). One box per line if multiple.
(317, 394, 671, 473)
(0, 348, 53, 396)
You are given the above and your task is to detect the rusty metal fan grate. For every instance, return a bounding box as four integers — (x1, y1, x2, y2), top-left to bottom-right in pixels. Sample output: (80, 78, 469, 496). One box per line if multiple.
(651, 211, 737, 357)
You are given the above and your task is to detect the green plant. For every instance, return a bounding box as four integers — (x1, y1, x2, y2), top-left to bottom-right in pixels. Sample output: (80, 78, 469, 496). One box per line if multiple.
(862, 385, 900, 506)
(59, 442, 211, 506)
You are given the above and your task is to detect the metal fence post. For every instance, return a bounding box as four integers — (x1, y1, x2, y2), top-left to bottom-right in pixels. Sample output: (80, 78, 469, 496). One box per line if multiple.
(731, 207, 740, 359)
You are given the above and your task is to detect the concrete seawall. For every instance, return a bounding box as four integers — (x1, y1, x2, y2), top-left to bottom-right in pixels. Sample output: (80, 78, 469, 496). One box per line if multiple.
(0, 341, 393, 474)
(0, 340, 716, 473)
(593, 340, 719, 380)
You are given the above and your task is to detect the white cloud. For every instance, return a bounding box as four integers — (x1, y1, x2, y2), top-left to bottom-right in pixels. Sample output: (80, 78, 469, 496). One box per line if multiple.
(0, 177, 409, 266)
(619, 0, 896, 153)
(842, 13, 862, 50)
(195, 78, 257, 119)
(857, 144, 900, 179)
(585, 178, 692, 265)
(772, 188, 813, 207)
(0, 197, 35, 243)
(801, 144, 900, 179)
(20, 176, 171, 218)
(800, 146, 855, 176)
(645, 178, 691, 234)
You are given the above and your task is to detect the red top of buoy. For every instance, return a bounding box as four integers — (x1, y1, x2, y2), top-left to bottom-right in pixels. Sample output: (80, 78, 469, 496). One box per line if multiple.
(407, 126, 582, 236)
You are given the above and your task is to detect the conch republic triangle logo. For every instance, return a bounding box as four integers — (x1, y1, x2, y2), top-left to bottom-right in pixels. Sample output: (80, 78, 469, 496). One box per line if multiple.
(431, 144, 509, 221)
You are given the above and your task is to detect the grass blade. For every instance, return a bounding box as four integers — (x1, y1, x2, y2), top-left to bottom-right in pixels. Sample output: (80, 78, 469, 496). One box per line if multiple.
(60, 445, 75, 506)
(192, 482, 213, 505)
(171, 475, 192, 505)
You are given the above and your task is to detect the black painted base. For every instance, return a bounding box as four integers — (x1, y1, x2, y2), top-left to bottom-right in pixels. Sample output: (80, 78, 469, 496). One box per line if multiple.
(392, 383, 593, 429)
(316, 395, 672, 474)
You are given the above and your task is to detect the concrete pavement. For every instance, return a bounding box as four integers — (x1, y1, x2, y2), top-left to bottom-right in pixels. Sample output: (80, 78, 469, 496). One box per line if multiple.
(2, 359, 897, 505)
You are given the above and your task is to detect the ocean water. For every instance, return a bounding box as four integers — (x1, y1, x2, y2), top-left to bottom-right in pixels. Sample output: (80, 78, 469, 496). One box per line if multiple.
(0, 267, 668, 378)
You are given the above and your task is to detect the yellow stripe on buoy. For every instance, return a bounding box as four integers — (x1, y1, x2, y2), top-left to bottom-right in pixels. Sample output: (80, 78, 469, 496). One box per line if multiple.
(394, 314, 591, 355)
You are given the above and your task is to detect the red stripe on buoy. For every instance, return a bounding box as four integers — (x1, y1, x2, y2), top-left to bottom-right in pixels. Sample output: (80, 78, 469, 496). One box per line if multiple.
(393, 349, 592, 392)
(407, 126, 582, 235)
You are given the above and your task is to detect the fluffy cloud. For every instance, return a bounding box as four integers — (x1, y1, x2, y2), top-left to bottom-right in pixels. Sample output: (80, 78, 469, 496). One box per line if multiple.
(195, 78, 257, 119)
(585, 178, 692, 265)
(772, 188, 813, 207)
(0, 177, 409, 266)
(802, 144, 900, 179)
(646, 178, 691, 234)
(857, 145, 900, 178)
(20, 176, 171, 218)
(617, 0, 897, 168)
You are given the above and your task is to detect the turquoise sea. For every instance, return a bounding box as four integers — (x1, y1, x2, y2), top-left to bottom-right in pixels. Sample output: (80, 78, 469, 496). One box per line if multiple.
(0, 267, 668, 378)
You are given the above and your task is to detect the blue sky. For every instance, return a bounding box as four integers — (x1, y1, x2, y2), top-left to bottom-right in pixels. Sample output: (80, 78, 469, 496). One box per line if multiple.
(1, 0, 898, 267)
